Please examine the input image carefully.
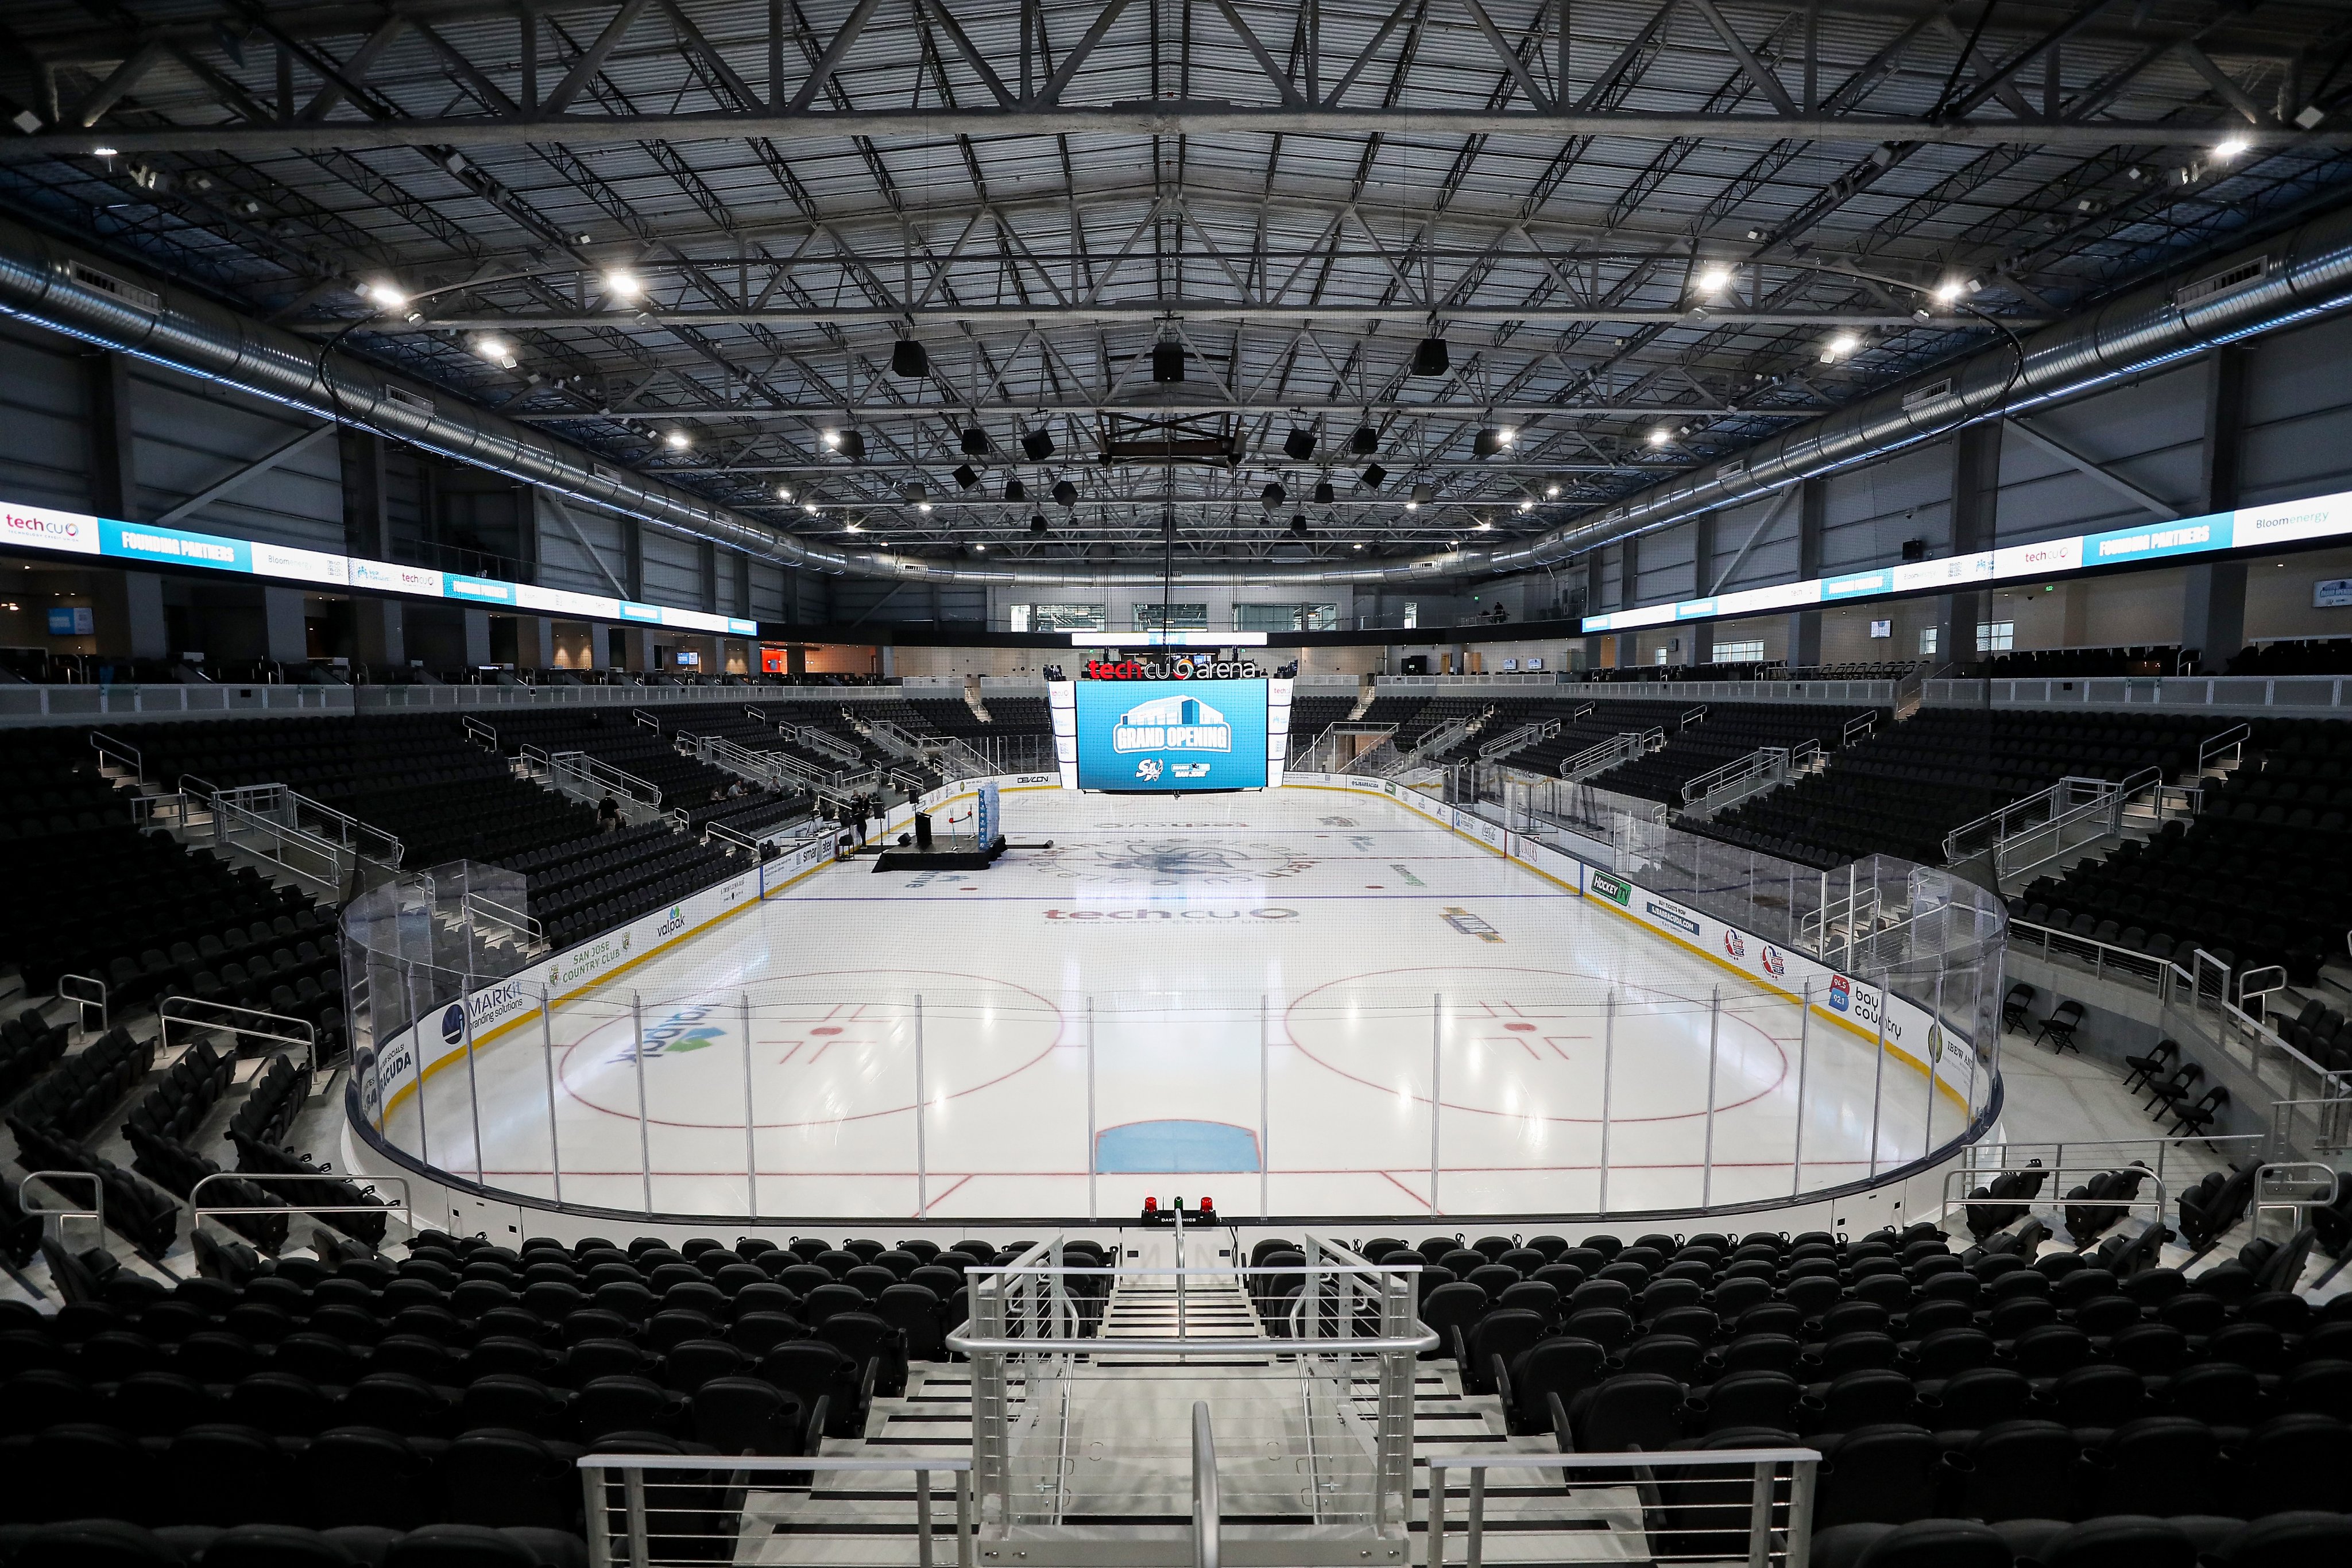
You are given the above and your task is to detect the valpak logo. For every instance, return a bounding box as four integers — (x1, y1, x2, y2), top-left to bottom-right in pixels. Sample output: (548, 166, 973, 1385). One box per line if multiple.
(1759, 944, 1787, 978)
(3, 505, 98, 554)
(1045, 907, 1298, 922)
(655, 905, 687, 939)
(1722, 930, 1747, 961)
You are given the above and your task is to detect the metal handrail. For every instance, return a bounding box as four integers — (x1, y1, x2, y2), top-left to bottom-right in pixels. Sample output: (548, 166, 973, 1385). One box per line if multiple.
(461, 715, 498, 750)
(17, 1170, 106, 1255)
(88, 729, 144, 782)
(1937, 1161, 2169, 1261)
(1424, 1447, 1821, 1568)
(190, 1170, 411, 1232)
(1943, 774, 2106, 863)
(57, 973, 107, 1031)
(1192, 1402, 1220, 1568)
(160, 995, 318, 1077)
(631, 707, 663, 731)
(547, 749, 663, 808)
(2199, 721, 2251, 771)
(1680, 704, 1709, 726)
(575, 1453, 974, 1568)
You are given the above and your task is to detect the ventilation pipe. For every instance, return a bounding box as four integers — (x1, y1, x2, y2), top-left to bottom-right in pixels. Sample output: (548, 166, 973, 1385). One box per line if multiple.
(3, 204, 2351, 589)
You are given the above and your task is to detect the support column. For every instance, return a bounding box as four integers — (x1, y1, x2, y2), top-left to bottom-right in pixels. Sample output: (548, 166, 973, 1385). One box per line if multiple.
(1580, 553, 1605, 666)
(462, 609, 493, 668)
(2183, 346, 2251, 669)
(699, 540, 720, 614)
(86, 350, 137, 518)
(621, 518, 645, 600)
(1685, 510, 1716, 665)
(92, 570, 168, 660)
(519, 616, 556, 670)
(263, 587, 308, 664)
(354, 599, 405, 671)
(1936, 424, 2001, 665)
(1785, 477, 1825, 668)
(342, 429, 392, 558)
(621, 626, 653, 671)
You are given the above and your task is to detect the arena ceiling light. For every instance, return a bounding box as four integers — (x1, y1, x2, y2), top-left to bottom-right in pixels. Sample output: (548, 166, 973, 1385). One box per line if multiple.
(775, 485, 792, 500)
(362, 280, 407, 311)
(1545, 483, 1561, 498)
(1648, 428, 1672, 447)
(2214, 135, 2252, 160)
(471, 334, 517, 369)
(1694, 265, 1734, 294)
(664, 429, 691, 451)
(1473, 427, 1515, 458)
(1821, 332, 1861, 363)
(602, 269, 643, 300)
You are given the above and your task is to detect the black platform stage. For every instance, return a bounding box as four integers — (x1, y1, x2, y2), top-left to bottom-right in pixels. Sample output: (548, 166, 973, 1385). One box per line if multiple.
(871, 834, 1009, 871)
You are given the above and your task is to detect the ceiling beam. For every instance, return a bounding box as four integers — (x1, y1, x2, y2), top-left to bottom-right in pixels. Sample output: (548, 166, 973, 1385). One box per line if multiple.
(13, 110, 2326, 159)
(384, 305, 2014, 331)
(523, 402, 1798, 421)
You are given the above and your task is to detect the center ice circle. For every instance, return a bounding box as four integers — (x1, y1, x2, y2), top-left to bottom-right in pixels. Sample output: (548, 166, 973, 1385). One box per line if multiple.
(557, 968, 1066, 1129)
(1284, 964, 1790, 1125)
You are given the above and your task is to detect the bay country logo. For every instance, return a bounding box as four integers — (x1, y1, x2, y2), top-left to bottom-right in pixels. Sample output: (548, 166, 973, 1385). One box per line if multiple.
(610, 1004, 725, 1064)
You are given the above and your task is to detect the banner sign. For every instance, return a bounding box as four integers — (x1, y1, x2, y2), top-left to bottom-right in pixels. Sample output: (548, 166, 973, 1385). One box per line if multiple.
(1582, 481, 2352, 633)
(0, 498, 756, 637)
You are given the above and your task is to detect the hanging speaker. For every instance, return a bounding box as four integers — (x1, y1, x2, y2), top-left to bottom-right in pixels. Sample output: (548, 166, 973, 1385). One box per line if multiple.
(1051, 478, 1078, 506)
(1021, 429, 1055, 461)
(961, 427, 991, 456)
(1313, 479, 1334, 505)
(1410, 336, 1450, 377)
(1151, 341, 1185, 382)
(891, 339, 929, 378)
(1359, 463, 1387, 489)
(952, 464, 979, 490)
(1283, 428, 1316, 461)
(838, 431, 866, 461)
(1003, 478, 1027, 502)
(1349, 425, 1379, 455)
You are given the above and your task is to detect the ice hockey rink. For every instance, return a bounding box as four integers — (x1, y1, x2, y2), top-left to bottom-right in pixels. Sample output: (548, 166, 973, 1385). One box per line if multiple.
(373, 785, 1953, 1221)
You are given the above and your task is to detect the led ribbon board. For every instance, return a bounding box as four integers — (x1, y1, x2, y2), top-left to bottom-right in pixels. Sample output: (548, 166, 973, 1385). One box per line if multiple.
(1579, 484, 2352, 634)
(0, 500, 757, 637)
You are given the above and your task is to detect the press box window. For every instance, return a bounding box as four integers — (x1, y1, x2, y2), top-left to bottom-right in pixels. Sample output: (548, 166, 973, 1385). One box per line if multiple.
(1711, 640, 1765, 664)
(1009, 604, 1106, 632)
(1976, 621, 2016, 653)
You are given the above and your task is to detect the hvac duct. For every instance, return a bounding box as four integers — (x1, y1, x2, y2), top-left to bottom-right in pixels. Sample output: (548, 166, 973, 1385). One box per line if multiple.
(3, 204, 2352, 590)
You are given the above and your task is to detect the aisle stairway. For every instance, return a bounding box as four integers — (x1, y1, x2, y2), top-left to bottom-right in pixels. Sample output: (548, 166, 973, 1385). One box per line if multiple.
(743, 1299, 1617, 1566)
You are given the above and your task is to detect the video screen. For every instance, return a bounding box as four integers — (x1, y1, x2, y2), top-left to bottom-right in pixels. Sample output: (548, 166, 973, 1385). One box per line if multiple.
(1074, 678, 1270, 791)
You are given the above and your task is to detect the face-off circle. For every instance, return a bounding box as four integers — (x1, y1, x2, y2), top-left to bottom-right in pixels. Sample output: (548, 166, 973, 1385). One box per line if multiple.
(1283, 964, 1789, 1125)
(557, 969, 1066, 1129)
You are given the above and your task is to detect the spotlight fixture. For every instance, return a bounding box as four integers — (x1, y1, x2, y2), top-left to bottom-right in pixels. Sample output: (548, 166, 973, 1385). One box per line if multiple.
(776, 485, 792, 501)
(1020, 428, 1055, 461)
(1695, 265, 1732, 293)
(952, 464, 980, 491)
(1359, 463, 1387, 489)
(802, 501, 820, 514)
(1029, 515, 1049, 535)
(1312, 479, 1334, 506)
(961, 427, 991, 456)
(1518, 499, 1534, 512)
(1003, 478, 1027, 502)
(1933, 278, 1966, 304)
(821, 429, 841, 448)
(1409, 481, 1434, 510)
(2214, 135, 2251, 160)
(1473, 427, 1514, 458)
(664, 429, 690, 451)
(1260, 482, 1286, 512)
(1821, 332, 1860, 363)
(1476, 520, 1492, 531)
(1410, 335, 1450, 378)
(362, 280, 408, 311)
(972, 541, 987, 552)
(602, 269, 643, 299)
(1648, 428, 1670, 447)
(1352, 541, 1365, 550)
(1151, 340, 1185, 382)
(1051, 478, 1078, 507)
(91, 145, 119, 158)
(471, 335, 517, 369)
(1283, 428, 1316, 462)
(1545, 483, 1561, 498)
(890, 339, 929, 378)
(1349, 425, 1379, 456)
